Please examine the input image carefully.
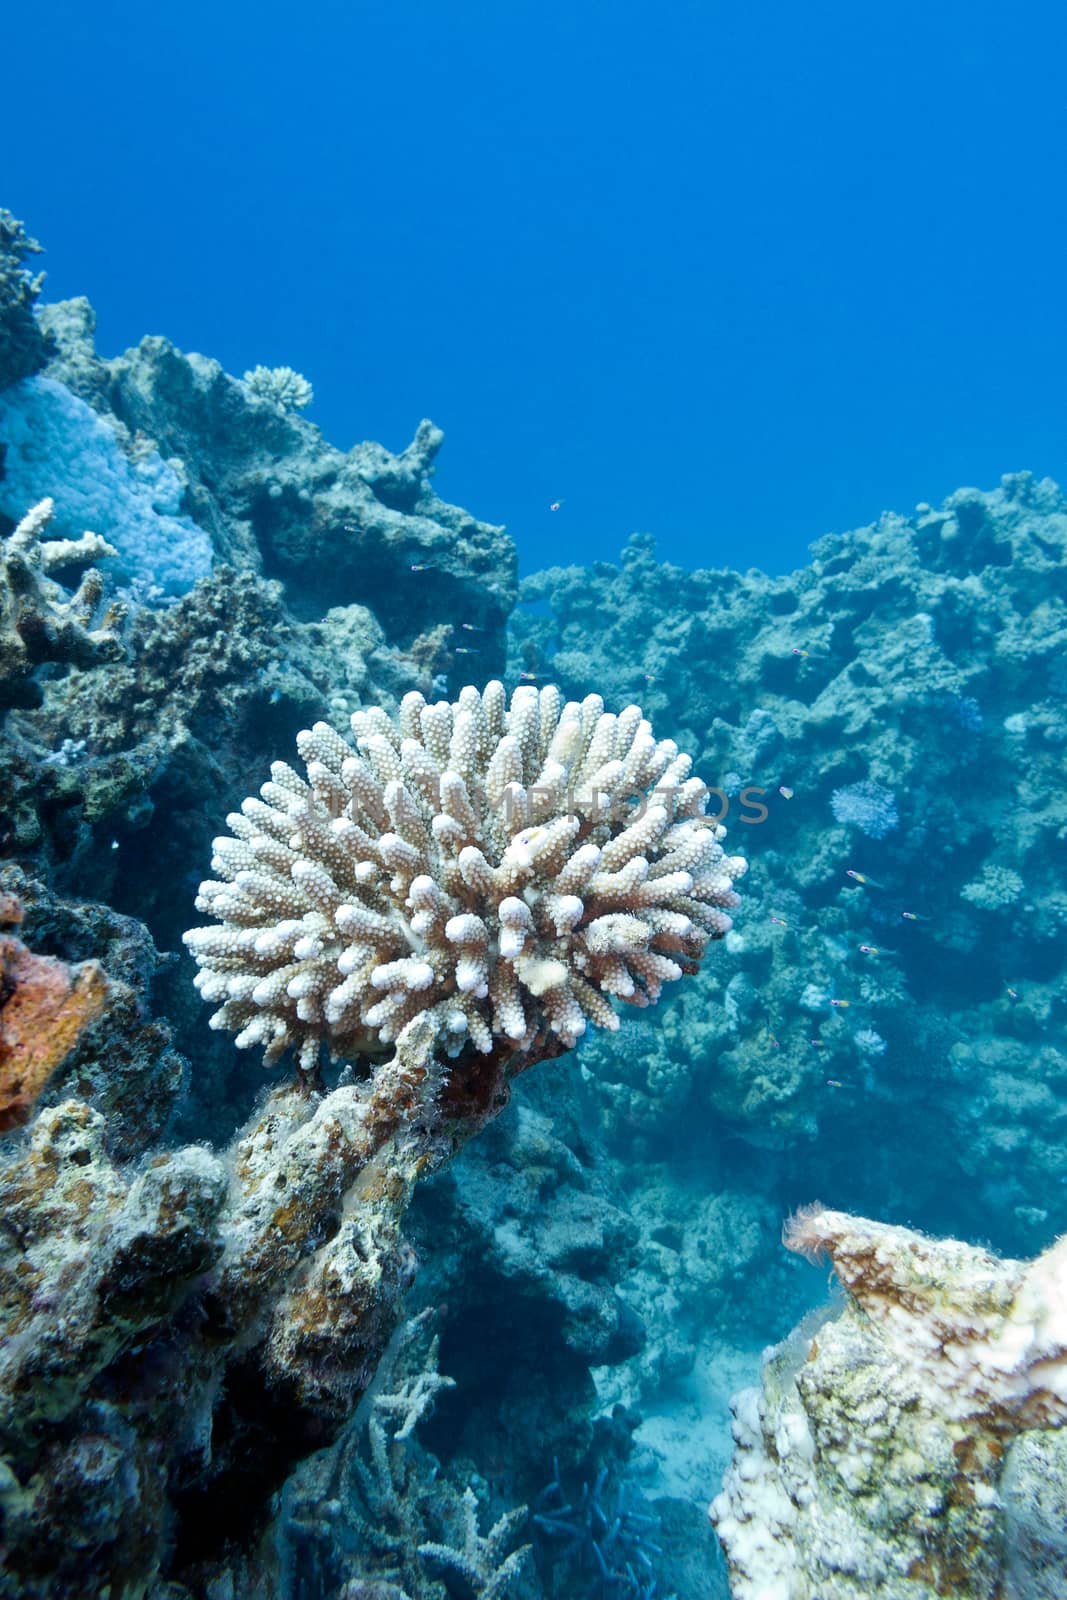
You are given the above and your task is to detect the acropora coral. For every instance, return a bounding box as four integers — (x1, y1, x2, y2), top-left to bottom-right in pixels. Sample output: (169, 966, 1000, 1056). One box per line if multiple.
(243, 363, 315, 411)
(184, 681, 745, 1078)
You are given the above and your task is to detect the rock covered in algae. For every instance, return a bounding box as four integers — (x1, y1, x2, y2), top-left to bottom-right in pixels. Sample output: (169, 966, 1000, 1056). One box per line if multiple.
(0, 210, 53, 393)
(710, 1206, 1067, 1599)
(519, 474, 1067, 1253)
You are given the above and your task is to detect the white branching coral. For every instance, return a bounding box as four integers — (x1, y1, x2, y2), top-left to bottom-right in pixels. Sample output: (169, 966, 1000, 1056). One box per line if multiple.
(242, 364, 314, 411)
(6, 496, 118, 573)
(183, 682, 746, 1076)
(2, 498, 126, 703)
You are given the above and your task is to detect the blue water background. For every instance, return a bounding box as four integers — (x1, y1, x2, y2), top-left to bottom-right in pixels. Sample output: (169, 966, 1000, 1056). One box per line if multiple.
(6, 0, 1067, 575)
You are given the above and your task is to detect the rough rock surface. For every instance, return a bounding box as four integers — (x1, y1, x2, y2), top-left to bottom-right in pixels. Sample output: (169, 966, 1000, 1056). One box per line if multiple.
(411, 1103, 644, 1469)
(711, 1207, 1067, 1600)
(0, 212, 53, 393)
(38, 296, 517, 655)
(517, 476, 1067, 1256)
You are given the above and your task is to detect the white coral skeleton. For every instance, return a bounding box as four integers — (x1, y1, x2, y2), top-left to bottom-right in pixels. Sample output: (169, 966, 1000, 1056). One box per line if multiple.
(184, 682, 746, 1076)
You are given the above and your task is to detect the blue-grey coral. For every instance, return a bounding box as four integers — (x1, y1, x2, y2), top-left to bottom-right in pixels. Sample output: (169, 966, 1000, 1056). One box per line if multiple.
(829, 779, 898, 839)
(0, 376, 213, 595)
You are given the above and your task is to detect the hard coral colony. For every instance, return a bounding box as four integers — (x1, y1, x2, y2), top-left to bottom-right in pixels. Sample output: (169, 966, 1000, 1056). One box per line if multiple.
(184, 681, 746, 1078)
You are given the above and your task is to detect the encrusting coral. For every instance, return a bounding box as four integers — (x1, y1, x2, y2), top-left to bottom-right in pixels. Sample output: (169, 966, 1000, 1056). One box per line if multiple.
(184, 681, 746, 1079)
(0, 891, 108, 1131)
(711, 1206, 1067, 1599)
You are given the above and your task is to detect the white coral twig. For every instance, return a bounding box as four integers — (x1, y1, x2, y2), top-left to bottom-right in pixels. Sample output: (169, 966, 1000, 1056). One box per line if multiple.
(9, 497, 118, 571)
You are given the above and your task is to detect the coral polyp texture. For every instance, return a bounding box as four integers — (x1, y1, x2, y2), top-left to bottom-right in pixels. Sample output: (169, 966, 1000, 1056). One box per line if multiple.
(184, 681, 746, 1076)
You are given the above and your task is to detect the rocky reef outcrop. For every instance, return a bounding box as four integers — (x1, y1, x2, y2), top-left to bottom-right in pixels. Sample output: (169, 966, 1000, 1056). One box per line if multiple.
(711, 1207, 1067, 1599)
(0, 212, 53, 393)
(0, 676, 738, 1596)
(3, 202, 1066, 1600)
(0, 911, 533, 1596)
(31, 294, 516, 650)
(518, 477, 1067, 1255)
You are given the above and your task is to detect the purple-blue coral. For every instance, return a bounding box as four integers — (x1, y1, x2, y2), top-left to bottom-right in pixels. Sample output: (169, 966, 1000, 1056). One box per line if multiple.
(831, 780, 899, 839)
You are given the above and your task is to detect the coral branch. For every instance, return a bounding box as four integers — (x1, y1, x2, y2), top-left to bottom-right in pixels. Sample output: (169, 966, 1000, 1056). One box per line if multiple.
(1, 497, 125, 712)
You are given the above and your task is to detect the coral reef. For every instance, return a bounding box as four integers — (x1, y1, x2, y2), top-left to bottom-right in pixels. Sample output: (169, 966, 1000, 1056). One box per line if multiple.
(0, 1003, 444, 1595)
(515, 474, 1067, 1251)
(282, 1311, 530, 1600)
(184, 682, 745, 1077)
(0, 211, 53, 392)
(4, 202, 1067, 1600)
(711, 1207, 1067, 1599)
(38, 298, 516, 655)
(0, 550, 439, 907)
(0, 674, 732, 1598)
